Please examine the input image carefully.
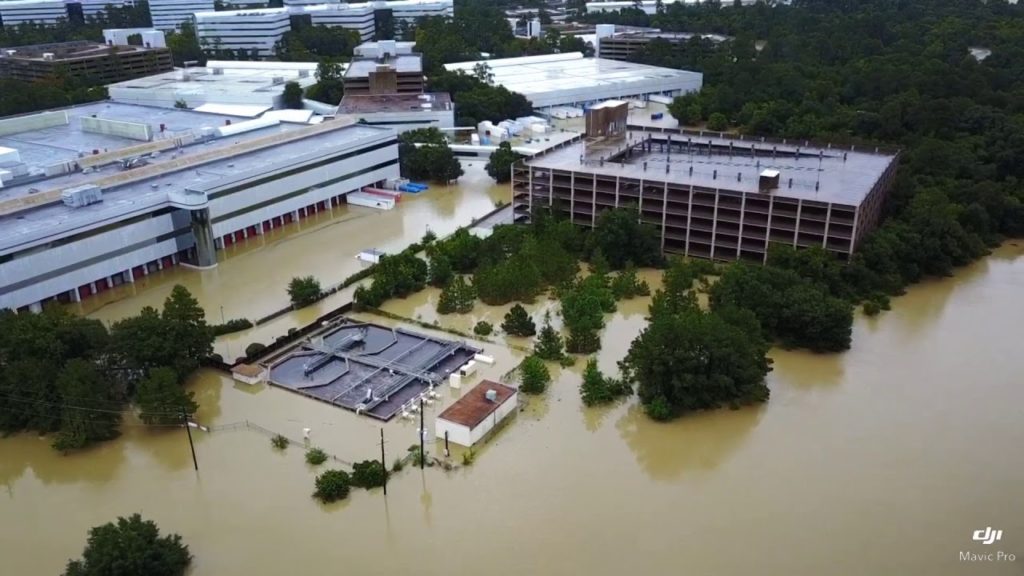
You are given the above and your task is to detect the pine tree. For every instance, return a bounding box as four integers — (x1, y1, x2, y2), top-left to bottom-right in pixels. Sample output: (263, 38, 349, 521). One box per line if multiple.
(501, 304, 536, 336)
(580, 357, 611, 406)
(437, 276, 476, 314)
(519, 356, 550, 394)
(533, 313, 564, 360)
(428, 254, 453, 287)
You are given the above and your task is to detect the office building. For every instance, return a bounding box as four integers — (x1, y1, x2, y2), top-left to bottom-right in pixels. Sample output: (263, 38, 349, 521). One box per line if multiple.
(594, 25, 727, 61)
(344, 50, 423, 95)
(445, 53, 702, 109)
(0, 102, 399, 312)
(107, 60, 319, 109)
(148, 0, 214, 30)
(585, 0, 770, 14)
(0, 0, 68, 26)
(303, 3, 376, 40)
(0, 41, 172, 84)
(512, 114, 898, 262)
(194, 7, 291, 58)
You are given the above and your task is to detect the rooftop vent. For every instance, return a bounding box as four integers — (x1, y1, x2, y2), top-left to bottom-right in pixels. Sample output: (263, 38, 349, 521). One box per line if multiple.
(759, 169, 780, 192)
(485, 389, 498, 402)
(271, 76, 284, 85)
(42, 52, 55, 61)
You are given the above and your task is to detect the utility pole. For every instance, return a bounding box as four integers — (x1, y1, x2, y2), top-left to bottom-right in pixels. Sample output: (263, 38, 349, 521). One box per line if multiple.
(379, 428, 388, 496)
(419, 397, 425, 470)
(182, 406, 198, 471)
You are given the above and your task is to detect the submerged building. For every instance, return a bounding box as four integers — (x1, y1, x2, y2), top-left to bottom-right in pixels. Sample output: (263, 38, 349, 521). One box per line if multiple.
(0, 102, 399, 312)
(512, 113, 898, 262)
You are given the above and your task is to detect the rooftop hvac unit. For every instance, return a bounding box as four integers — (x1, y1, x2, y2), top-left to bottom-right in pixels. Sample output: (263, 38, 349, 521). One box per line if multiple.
(758, 169, 780, 192)
(485, 389, 497, 402)
(271, 76, 284, 85)
(212, 67, 223, 75)
(3, 50, 15, 57)
(42, 52, 55, 61)
(62, 184, 103, 208)
(299, 69, 309, 78)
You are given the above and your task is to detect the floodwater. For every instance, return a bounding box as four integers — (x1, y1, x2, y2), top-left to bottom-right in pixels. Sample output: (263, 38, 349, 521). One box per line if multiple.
(2, 233, 1023, 572)
(77, 160, 508, 359)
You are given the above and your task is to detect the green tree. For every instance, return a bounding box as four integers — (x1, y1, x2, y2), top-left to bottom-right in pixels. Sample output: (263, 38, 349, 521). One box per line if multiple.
(52, 360, 122, 452)
(501, 304, 536, 336)
(63, 514, 191, 576)
(580, 357, 631, 407)
(588, 208, 664, 270)
(160, 285, 214, 377)
(610, 266, 651, 299)
(519, 355, 550, 394)
(350, 459, 388, 489)
(533, 314, 565, 361)
(620, 304, 771, 421)
(282, 81, 304, 109)
(288, 276, 323, 308)
(485, 141, 521, 183)
(427, 253, 454, 287)
(306, 59, 345, 104)
(313, 469, 351, 503)
(437, 276, 476, 314)
(135, 367, 197, 426)
(473, 320, 493, 336)
(707, 112, 728, 131)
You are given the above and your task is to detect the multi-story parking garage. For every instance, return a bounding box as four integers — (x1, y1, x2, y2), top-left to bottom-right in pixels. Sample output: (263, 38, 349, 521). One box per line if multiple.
(512, 127, 898, 262)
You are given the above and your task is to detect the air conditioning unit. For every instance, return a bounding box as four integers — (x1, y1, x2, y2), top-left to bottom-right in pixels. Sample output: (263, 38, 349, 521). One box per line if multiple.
(42, 52, 55, 61)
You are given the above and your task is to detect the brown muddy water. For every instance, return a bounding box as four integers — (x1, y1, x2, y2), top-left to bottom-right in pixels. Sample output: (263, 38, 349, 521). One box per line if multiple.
(2, 225, 1023, 571)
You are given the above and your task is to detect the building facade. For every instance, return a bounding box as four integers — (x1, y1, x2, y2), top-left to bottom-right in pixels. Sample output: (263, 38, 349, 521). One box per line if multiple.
(435, 381, 518, 448)
(148, 0, 214, 30)
(194, 8, 291, 58)
(0, 0, 68, 26)
(513, 127, 898, 262)
(0, 109, 399, 312)
(0, 41, 173, 84)
(337, 92, 453, 133)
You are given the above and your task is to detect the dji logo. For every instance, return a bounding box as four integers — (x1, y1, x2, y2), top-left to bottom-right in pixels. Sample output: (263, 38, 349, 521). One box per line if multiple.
(973, 527, 1003, 545)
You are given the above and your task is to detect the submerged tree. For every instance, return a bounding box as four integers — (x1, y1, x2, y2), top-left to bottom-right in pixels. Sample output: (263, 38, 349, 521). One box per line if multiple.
(580, 357, 631, 407)
(533, 312, 565, 361)
(437, 276, 476, 314)
(63, 514, 192, 576)
(501, 304, 536, 336)
(519, 355, 551, 394)
(135, 367, 197, 426)
(287, 276, 323, 308)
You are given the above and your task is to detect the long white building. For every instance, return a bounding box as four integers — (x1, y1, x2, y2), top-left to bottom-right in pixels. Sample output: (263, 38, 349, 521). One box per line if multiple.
(445, 53, 702, 110)
(148, 0, 214, 30)
(0, 0, 67, 26)
(304, 3, 375, 41)
(194, 8, 291, 57)
(0, 102, 399, 312)
(585, 0, 773, 13)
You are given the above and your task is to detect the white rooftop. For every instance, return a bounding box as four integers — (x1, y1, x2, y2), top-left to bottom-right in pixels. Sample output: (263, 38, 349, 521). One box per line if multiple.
(107, 61, 319, 109)
(445, 53, 702, 109)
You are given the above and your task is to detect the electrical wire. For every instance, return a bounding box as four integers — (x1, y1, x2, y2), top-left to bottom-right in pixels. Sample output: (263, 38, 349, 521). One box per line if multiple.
(0, 393, 190, 417)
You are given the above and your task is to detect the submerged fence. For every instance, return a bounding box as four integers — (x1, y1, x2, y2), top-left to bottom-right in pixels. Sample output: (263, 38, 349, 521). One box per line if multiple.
(206, 419, 353, 467)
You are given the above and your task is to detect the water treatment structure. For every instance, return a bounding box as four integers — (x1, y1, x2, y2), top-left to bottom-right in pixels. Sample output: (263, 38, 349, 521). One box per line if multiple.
(267, 320, 481, 421)
(512, 108, 898, 262)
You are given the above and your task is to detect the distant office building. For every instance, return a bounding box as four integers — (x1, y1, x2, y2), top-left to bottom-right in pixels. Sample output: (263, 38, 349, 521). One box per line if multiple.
(303, 3, 376, 41)
(344, 48, 424, 95)
(0, 0, 68, 26)
(0, 41, 173, 84)
(337, 92, 453, 133)
(445, 53, 702, 109)
(107, 60, 318, 109)
(148, 0, 215, 30)
(595, 25, 728, 61)
(0, 102, 399, 312)
(513, 121, 898, 262)
(103, 28, 168, 48)
(194, 8, 291, 58)
(585, 0, 771, 14)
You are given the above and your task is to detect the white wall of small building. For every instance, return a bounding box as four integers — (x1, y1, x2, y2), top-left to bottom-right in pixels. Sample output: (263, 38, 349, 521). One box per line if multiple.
(435, 390, 519, 448)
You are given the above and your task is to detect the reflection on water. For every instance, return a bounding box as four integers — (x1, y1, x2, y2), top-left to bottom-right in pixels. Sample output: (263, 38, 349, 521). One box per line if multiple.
(1, 236, 1022, 574)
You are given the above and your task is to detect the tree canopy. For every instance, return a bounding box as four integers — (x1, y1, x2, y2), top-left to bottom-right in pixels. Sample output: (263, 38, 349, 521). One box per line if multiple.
(63, 514, 191, 576)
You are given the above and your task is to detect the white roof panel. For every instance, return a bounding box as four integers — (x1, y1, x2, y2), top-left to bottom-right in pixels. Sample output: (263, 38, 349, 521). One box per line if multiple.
(193, 103, 271, 117)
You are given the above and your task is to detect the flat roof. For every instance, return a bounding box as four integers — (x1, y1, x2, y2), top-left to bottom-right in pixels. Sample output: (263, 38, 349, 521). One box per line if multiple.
(438, 381, 517, 428)
(0, 40, 165, 62)
(337, 92, 451, 114)
(0, 115, 390, 253)
(445, 53, 701, 107)
(526, 129, 896, 206)
(268, 321, 480, 421)
(107, 61, 319, 99)
(345, 54, 423, 78)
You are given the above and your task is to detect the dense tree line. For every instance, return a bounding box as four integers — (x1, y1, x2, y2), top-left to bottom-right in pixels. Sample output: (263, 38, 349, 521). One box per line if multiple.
(0, 2, 151, 47)
(621, 261, 772, 421)
(427, 69, 534, 127)
(397, 127, 464, 183)
(0, 286, 211, 451)
(603, 0, 1023, 304)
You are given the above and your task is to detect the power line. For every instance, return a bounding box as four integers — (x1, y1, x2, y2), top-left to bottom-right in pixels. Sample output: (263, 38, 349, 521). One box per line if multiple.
(0, 393, 187, 417)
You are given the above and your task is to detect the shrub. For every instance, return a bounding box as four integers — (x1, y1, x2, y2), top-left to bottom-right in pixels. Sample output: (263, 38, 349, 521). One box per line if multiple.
(519, 355, 550, 394)
(863, 300, 881, 316)
(474, 321, 493, 336)
(287, 275, 323, 308)
(313, 469, 351, 503)
(462, 448, 476, 466)
(245, 342, 267, 359)
(212, 318, 254, 336)
(271, 434, 289, 450)
(305, 447, 328, 465)
(351, 459, 388, 489)
(392, 457, 405, 472)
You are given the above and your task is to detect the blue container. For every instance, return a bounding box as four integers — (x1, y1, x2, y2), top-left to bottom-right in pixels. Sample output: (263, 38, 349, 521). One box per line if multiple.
(651, 112, 664, 120)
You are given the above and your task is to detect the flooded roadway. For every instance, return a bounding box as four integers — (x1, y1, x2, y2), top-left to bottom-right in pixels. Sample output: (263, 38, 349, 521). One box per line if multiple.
(1, 172, 1022, 574)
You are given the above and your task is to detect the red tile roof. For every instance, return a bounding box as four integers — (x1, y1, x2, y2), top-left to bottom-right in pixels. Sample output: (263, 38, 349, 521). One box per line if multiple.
(438, 380, 517, 428)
